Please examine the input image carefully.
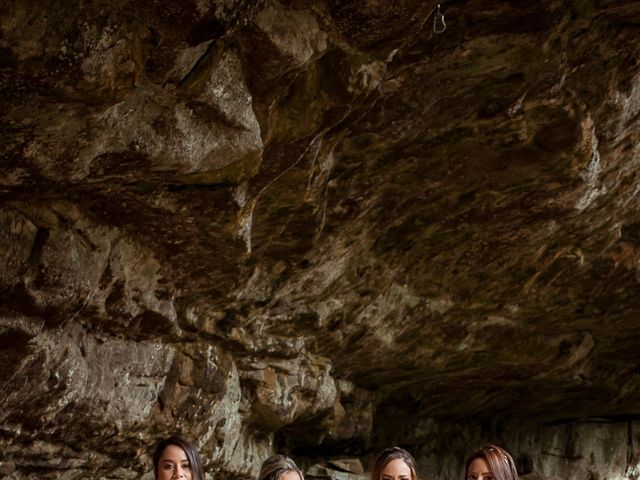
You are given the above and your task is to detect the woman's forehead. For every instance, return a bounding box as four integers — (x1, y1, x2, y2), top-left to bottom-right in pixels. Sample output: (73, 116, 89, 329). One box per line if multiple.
(160, 445, 189, 460)
(469, 457, 491, 471)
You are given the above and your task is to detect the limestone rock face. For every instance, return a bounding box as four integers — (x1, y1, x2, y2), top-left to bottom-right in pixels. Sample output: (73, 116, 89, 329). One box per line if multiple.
(2, 0, 640, 479)
(373, 415, 640, 480)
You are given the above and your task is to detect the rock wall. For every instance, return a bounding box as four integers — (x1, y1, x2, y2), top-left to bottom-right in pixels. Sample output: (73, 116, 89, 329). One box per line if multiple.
(370, 416, 640, 480)
(2, 0, 640, 479)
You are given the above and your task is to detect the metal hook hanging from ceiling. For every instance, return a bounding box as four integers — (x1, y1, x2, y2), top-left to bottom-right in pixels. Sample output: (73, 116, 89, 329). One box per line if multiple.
(433, 4, 446, 33)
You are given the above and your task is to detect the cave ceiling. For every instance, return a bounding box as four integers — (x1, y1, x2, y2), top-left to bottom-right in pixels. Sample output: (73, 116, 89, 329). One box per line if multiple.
(3, 0, 640, 442)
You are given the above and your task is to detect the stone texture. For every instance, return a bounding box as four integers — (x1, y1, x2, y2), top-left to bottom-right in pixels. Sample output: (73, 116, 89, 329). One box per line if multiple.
(372, 415, 640, 480)
(0, 210, 37, 288)
(2, 0, 640, 478)
(307, 464, 368, 480)
(327, 458, 365, 474)
(0, 322, 172, 475)
(239, 351, 337, 430)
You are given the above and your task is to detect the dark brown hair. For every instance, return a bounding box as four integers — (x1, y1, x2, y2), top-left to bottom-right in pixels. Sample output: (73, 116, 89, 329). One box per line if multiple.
(152, 435, 205, 480)
(371, 447, 418, 480)
(259, 454, 304, 480)
(465, 445, 518, 480)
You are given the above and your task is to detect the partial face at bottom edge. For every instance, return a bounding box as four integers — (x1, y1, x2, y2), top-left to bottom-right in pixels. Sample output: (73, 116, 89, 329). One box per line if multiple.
(380, 459, 413, 480)
(157, 444, 192, 480)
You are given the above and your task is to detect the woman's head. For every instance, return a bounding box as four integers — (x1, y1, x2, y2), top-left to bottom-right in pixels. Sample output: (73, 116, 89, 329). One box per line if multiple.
(152, 435, 205, 480)
(259, 455, 304, 480)
(371, 447, 418, 480)
(465, 445, 518, 480)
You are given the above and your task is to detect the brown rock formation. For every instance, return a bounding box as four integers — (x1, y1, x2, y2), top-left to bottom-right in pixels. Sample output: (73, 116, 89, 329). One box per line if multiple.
(2, 0, 640, 478)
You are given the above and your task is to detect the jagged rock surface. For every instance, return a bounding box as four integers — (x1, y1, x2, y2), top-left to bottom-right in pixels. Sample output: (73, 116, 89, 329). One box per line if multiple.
(2, 0, 640, 478)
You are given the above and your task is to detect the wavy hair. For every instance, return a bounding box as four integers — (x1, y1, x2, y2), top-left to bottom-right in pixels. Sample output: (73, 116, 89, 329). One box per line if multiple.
(465, 445, 518, 480)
